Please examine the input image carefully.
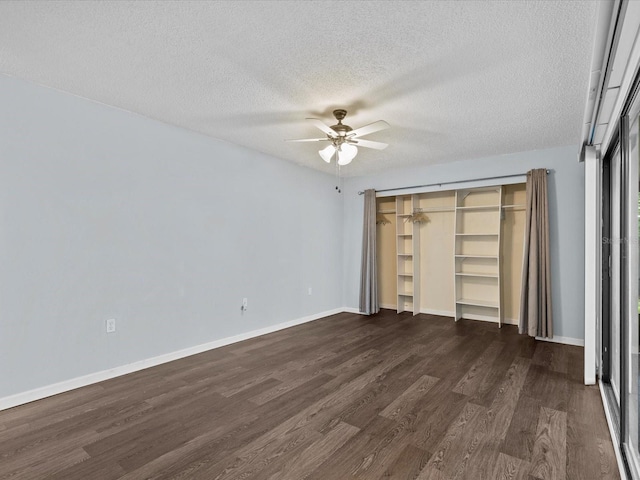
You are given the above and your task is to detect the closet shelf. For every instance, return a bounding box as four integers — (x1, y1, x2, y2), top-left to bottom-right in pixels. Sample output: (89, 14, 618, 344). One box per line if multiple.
(398, 253, 413, 257)
(414, 206, 455, 212)
(455, 272, 498, 278)
(459, 186, 501, 194)
(456, 205, 500, 210)
(397, 233, 413, 237)
(398, 292, 413, 297)
(455, 233, 499, 236)
(377, 209, 396, 214)
(456, 298, 499, 308)
(455, 254, 498, 259)
(398, 272, 413, 277)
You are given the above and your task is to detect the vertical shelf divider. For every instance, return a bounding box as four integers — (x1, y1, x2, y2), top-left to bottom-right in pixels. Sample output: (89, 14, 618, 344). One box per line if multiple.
(453, 190, 461, 321)
(412, 194, 421, 316)
(497, 186, 503, 327)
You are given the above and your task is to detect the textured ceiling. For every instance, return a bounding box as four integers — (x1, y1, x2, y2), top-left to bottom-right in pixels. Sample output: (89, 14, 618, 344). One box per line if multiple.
(0, 1, 597, 176)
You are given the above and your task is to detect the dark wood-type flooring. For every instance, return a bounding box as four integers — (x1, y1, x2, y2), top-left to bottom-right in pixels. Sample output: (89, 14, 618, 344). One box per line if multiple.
(0, 311, 619, 479)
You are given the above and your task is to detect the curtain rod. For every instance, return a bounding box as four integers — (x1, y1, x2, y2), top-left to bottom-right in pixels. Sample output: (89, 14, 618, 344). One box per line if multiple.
(357, 170, 550, 195)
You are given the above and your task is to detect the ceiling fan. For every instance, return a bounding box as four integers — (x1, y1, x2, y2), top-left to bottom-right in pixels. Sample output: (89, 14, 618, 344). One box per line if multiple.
(286, 109, 389, 166)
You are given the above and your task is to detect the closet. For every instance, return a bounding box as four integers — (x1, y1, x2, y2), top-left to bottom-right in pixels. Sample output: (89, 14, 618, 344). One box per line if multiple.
(376, 183, 526, 326)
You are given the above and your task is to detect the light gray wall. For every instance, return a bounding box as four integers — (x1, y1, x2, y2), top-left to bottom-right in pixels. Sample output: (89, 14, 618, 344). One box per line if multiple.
(0, 76, 344, 398)
(342, 145, 585, 341)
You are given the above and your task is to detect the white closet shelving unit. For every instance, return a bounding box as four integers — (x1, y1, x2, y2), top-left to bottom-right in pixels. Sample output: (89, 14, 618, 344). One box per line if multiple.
(396, 195, 420, 314)
(453, 186, 503, 326)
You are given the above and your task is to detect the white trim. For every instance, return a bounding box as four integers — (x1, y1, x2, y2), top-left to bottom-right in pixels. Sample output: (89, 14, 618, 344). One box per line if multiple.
(601, 2, 640, 153)
(585, 145, 599, 385)
(379, 303, 396, 310)
(580, 0, 617, 147)
(342, 307, 361, 314)
(0, 307, 345, 412)
(535, 335, 585, 347)
(420, 308, 455, 317)
(599, 380, 629, 480)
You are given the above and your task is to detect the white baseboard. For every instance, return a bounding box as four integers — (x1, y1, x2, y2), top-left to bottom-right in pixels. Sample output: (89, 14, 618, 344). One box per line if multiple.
(420, 308, 453, 317)
(0, 307, 346, 412)
(342, 307, 361, 314)
(535, 335, 584, 347)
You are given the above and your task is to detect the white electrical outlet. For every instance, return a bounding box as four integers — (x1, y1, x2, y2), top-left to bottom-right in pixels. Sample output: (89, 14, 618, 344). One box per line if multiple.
(242, 298, 248, 311)
(308, 287, 312, 295)
(106, 318, 116, 333)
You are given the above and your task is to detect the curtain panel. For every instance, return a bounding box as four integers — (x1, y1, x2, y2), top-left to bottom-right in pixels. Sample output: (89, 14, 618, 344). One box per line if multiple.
(359, 189, 379, 315)
(519, 169, 552, 338)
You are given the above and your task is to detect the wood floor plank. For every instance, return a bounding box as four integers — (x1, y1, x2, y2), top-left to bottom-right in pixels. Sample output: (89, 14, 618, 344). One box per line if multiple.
(266, 421, 360, 480)
(485, 356, 531, 441)
(375, 443, 431, 480)
(0, 439, 93, 480)
(493, 452, 531, 480)
(46, 454, 127, 480)
(502, 394, 541, 461)
(452, 340, 504, 395)
(416, 402, 488, 479)
(305, 415, 417, 480)
(208, 425, 322, 480)
(529, 406, 567, 480)
(329, 353, 427, 431)
(0, 312, 620, 480)
(467, 340, 521, 407)
(522, 365, 570, 413)
(400, 378, 470, 452)
(379, 374, 439, 421)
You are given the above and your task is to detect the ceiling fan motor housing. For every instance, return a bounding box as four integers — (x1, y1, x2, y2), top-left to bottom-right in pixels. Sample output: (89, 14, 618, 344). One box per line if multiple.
(331, 109, 352, 136)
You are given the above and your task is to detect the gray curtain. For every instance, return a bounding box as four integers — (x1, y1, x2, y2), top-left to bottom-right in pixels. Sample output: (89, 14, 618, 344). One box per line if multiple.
(519, 169, 552, 337)
(359, 189, 379, 315)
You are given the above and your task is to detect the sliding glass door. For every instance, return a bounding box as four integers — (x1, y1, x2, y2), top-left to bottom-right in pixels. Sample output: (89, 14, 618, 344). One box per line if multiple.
(601, 104, 640, 478)
(611, 145, 622, 406)
(626, 110, 640, 473)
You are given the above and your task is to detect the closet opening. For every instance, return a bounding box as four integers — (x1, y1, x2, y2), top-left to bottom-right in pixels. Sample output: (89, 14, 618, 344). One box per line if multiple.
(375, 183, 527, 327)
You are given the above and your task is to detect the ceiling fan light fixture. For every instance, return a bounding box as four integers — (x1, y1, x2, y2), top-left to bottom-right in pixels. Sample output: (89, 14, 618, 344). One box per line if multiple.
(337, 143, 358, 166)
(290, 109, 389, 166)
(319, 144, 335, 163)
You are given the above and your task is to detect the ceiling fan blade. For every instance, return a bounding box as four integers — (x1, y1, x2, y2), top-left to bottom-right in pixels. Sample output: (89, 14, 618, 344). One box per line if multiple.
(347, 120, 390, 138)
(306, 118, 337, 137)
(348, 138, 389, 150)
(285, 138, 331, 142)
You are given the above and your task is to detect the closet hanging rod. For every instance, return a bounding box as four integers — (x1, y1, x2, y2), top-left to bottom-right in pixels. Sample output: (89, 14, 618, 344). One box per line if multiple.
(357, 170, 550, 195)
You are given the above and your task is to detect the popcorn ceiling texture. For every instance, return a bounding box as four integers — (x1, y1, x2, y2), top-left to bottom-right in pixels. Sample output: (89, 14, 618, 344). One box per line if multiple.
(0, 0, 597, 176)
